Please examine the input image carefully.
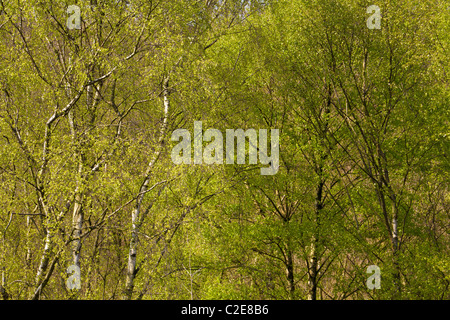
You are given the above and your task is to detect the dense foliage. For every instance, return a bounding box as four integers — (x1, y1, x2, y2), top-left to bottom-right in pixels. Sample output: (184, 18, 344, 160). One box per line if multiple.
(0, 0, 448, 300)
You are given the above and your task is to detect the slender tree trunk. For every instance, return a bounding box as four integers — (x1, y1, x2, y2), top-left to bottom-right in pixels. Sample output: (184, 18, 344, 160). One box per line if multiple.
(124, 78, 170, 300)
(34, 216, 52, 284)
(72, 189, 83, 269)
(1, 268, 9, 300)
(307, 241, 318, 300)
(286, 244, 295, 299)
(377, 143, 402, 298)
(33, 225, 53, 299)
(69, 105, 84, 285)
(307, 86, 330, 300)
(307, 179, 324, 300)
(124, 203, 141, 299)
(389, 189, 401, 297)
(26, 216, 32, 267)
(31, 254, 59, 300)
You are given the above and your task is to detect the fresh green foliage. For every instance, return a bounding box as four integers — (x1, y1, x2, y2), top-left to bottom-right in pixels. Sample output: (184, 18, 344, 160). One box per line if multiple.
(0, 0, 448, 300)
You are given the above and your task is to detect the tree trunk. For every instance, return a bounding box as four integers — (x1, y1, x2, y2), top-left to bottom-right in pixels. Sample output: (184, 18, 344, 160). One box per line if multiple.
(307, 90, 329, 300)
(72, 190, 83, 269)
(33, 226, 53, 299)
(378, 143, 402, 298)
(124, 78, 170, 300)
(26, 216, 32, 267)
(286, 245, 295, 299)
(1, 268, 9, 300)
(308, 179, 324, 300)
(390, 191, 401, 298)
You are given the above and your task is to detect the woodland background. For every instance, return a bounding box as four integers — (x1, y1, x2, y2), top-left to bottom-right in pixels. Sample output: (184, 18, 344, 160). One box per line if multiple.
(0, 0, 448, 300)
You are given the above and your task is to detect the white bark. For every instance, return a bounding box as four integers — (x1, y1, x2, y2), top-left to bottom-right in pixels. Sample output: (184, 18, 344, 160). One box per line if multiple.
(124, 78, 170, 300)
(308, 179, 324, 300)
(34, 225, 54, 295)
(72, 190, 83, 269)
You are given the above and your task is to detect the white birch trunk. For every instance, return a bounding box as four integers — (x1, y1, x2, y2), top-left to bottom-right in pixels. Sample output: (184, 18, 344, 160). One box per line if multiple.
(69, 105, 84, 276)
(124, 78, 170, 299)
(308, 179, 324, 300)
(33, 225, 53, 298)
(72, 190, 83, 269)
